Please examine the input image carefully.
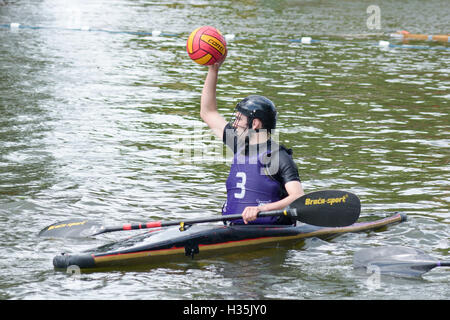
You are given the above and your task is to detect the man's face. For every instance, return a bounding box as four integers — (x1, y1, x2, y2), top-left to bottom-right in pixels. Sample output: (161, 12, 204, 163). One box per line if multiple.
(232, 111, 249, 137)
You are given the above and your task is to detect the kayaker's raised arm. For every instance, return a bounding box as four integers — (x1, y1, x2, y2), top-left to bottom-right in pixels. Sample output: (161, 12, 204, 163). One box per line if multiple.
(200, 62, 227, 140)
(199, 50, 305, 227)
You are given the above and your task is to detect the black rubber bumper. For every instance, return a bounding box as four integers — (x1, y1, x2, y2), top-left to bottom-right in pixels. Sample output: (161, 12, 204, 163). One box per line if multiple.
(53, 253, 96, 269)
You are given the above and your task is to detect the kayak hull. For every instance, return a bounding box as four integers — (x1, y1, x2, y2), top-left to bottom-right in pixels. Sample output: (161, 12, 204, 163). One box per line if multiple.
(53, 213, 406, 270)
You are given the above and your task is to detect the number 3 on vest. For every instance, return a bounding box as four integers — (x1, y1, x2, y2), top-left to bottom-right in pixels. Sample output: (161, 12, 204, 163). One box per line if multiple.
(234, 172, 246, 199)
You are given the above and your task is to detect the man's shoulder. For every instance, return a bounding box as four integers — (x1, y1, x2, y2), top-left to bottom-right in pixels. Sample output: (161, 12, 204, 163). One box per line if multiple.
(266, 140, 293, 158)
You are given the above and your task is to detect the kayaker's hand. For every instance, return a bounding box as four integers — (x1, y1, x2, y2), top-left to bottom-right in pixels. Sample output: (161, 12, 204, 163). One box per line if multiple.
(208, 50, 227, 72)
(242, 206, 261, 224)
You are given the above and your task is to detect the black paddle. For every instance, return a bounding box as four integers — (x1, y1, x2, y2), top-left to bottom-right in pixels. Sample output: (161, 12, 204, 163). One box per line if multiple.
(38, 190, 360, 238)
(353, 246, 450, 278)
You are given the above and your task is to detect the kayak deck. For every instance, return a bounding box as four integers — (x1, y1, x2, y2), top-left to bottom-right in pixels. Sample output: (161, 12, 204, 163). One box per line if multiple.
(53, 212, 406, 270)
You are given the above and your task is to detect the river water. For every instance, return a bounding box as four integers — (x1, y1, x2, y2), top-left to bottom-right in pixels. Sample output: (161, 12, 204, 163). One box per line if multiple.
(0, 0, 448, 300)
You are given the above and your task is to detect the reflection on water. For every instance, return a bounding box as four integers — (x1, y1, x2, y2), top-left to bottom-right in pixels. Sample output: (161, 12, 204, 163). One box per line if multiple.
(0, 0, 448, 300)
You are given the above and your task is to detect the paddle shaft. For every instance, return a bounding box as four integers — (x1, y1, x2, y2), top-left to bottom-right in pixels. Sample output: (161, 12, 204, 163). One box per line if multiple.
(354, 246, 450, 278)
(437, 262, 450, 267)
(39, 189, 361, 238)
(99, 208, 297, 234)
(369, 260, 450, 277)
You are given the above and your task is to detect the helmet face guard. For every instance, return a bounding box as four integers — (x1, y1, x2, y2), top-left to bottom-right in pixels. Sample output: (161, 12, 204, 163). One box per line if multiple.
(230, 95, 277, 133)
(229, 110, 247, 131)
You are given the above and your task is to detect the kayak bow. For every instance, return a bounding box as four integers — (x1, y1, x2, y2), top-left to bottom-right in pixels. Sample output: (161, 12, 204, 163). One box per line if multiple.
(391, 31, 450, 43)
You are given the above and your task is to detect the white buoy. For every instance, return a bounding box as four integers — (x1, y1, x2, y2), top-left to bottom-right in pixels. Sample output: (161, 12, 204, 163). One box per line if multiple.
(10, 22, 20, 29)
(301, 37, 312, 44)
(379, 40, 390, 47)
(81, 26, 90, 31)
(152, 30, 162, 37)
(225, 34, 235, 41)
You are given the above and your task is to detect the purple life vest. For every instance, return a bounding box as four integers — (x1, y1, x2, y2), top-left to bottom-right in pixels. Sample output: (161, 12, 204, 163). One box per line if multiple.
(222, 149, 281, 224)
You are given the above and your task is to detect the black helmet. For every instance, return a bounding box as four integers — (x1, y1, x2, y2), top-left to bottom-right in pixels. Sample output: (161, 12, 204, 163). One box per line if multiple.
(235, 95, 277, 131)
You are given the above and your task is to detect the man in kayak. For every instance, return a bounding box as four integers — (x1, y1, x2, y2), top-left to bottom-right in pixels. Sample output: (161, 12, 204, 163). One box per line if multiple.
(200, 59, 305, 225)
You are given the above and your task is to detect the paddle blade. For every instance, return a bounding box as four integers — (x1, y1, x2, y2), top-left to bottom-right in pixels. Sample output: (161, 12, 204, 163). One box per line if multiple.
(38, 219, 105, 238)
(291, 190, 360, 227)
(353, 246, 442, 278)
